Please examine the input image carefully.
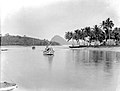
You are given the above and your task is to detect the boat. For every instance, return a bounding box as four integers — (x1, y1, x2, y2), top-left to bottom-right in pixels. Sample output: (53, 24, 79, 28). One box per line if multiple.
(69, 45, 100, 48)
(1, 49, 8, 51)
(32, 46, 35, 50)
(43, 47, 54, 55)
(0, 82, 18, 91)
(69, 45, 86, 48)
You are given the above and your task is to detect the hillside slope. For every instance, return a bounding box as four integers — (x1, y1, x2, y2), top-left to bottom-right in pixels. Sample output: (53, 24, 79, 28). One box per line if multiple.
(51, 35, 70, 45)
(1, 35, 60, 46)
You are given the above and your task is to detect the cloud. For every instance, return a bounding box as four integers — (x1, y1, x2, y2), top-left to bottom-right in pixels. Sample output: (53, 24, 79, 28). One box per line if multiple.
(2, 0, 120, 39)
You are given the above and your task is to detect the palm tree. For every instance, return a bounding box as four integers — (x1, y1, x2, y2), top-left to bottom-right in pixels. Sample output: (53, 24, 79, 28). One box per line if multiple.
(65, 31, 75, 46)
(74, 29, 81, 45)
(80, 28, 86, 45)
(84, 27, 91, 37)
(65, 31, 73, 42)
(93, 25, 104, 45)
(112, 27, 120, 45)
(89, 30, 96, 43)
(101, 18, 114, 41)
(84, 27, 92, 45)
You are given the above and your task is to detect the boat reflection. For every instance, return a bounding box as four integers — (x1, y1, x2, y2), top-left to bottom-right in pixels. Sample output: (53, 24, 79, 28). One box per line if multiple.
(44, 55, 54, 71)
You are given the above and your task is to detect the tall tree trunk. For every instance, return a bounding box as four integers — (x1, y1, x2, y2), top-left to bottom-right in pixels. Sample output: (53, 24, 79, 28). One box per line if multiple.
(105, 32, 107, 42)
(72, 39, 74, 46)
(109, 30, 111, 39)
(77, 40, 80, 45)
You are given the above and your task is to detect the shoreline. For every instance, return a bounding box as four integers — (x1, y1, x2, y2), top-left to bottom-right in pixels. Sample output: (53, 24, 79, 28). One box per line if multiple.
(69, 45, 120, 48)
(0, 44, 60, 47)
(69, 45, 120, 52)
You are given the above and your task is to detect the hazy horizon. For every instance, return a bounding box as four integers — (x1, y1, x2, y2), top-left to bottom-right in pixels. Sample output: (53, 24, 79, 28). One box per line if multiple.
(1, 0, 120, 40)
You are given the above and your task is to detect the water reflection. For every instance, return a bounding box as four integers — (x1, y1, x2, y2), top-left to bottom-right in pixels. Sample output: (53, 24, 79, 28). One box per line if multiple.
(44, 55, 54, 70)
(45, 55, 54, 70)
(68, 49, 120, 73)
(71, 49, 120, 62)
(90, 50, 103, 63)
(2, 46, 120, 91)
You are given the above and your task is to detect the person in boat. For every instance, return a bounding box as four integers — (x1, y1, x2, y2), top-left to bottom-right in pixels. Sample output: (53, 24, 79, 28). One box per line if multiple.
(45, 45, 54, 52)
(45, 45, 49, 51)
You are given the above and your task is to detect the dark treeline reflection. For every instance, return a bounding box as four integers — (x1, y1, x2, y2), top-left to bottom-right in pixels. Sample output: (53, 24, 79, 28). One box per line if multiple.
(44, 55, 54, 71)
(47, 55, 54, 70)
(67, 49, 120, 72)
(70, 49, 120, 63)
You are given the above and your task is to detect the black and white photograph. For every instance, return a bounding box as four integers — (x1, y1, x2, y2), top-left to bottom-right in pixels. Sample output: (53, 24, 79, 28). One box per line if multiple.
(1, 0, 120, 91)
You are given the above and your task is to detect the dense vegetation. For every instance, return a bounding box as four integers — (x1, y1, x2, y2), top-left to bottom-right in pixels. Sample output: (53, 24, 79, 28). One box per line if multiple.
(0, 34, 60, 46)
(65, 18, 120, 46)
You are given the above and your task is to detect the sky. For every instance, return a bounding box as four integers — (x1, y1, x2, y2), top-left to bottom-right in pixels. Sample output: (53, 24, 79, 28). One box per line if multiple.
(1, 0, 120, 40)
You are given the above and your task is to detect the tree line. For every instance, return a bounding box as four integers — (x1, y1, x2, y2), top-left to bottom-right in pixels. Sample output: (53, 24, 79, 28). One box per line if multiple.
(0, 34, 60, 46)
(65, 18, 120, 46)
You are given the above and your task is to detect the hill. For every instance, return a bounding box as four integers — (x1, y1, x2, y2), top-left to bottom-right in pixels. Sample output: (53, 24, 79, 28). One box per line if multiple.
(51, 35, 70, 45)
(0, 34, 60, 46)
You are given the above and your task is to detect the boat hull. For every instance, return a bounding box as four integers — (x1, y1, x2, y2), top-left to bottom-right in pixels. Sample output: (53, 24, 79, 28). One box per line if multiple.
(69, 45, 99, 48)
(0, 82, 18, 91)
(43, 47, 54, 55)
(0, 86, 17, 91)
(43, 51, 54, 55)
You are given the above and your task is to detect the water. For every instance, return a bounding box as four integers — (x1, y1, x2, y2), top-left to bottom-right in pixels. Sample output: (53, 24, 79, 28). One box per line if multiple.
(1, 46, 120, 91)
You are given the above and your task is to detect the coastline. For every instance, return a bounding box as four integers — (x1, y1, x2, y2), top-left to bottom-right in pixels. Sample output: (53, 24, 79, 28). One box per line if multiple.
(69, 45, 120, 48)
(69, 45, 120, 52)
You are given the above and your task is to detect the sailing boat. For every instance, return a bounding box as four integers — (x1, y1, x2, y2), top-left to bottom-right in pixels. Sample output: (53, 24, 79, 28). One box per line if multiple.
(0, 82, 18, 91)
(43, 42, 54, 55)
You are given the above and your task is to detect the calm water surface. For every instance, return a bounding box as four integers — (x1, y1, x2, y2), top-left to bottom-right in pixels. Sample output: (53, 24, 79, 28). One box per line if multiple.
(1, 46, 120, 91)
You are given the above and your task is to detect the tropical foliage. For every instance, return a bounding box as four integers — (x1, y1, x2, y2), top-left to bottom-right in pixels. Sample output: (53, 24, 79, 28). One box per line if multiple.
(65, 18, 120, 46)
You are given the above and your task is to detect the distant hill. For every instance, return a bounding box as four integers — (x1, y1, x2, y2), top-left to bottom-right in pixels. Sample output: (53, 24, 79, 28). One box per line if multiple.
(0, 34, 60, 46)
(51, 35, 70, 45)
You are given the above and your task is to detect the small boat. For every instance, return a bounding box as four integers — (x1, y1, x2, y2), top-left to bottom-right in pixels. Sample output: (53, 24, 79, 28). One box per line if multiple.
(43, 47, 54, 55)
(1, 49, 8, 51)
(0, 82, 18, 91)
(32, 46, 35, 50)
(69, 45, 100, 48)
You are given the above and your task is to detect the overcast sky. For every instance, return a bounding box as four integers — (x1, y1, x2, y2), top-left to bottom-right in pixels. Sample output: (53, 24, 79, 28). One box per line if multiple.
(1, 0, 120, 40)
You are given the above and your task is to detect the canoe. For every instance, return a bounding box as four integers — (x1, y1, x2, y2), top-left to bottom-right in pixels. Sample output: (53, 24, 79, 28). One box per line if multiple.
(0, 82, 18, 91)
(69, 45, 89, 48)
(69, 45, 99, 48)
